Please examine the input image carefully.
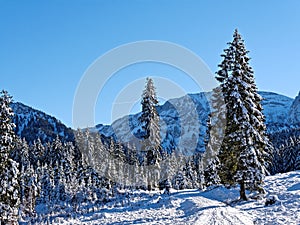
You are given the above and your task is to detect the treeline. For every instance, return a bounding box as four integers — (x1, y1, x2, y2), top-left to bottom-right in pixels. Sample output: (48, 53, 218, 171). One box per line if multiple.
(5, 121, 300, 224)
(9, 130, 212, 223)
(0, 89, 213, 224)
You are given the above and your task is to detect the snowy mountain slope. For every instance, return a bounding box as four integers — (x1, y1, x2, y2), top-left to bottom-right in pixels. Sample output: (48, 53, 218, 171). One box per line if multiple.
(10, 91, 297, 150)
(94, 91, 295, 152)
(11, 102, 74, 144)
(260, 91, 294, 125)
(289, 91, 300, 125)
(47, 170, 300, 225)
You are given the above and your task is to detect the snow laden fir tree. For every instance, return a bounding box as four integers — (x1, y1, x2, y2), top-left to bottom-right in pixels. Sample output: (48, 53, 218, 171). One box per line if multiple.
(139, 78, 162, 190)
(211, 29, 274, 200)
(0, 90, 19, 224)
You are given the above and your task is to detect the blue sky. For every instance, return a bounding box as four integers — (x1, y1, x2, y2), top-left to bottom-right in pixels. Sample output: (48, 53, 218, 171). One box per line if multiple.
(1, 0, 300, 127)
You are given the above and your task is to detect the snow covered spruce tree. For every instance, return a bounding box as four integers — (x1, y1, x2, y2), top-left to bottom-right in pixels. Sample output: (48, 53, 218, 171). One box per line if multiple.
(0, 90, 20, 224)
(203, 118, 221, 188)
(139, 78, 161, 190)
(215, 30, 273, 200)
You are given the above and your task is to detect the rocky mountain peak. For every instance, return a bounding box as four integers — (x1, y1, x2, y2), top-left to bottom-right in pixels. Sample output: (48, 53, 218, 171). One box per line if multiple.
(288, 91, 300, 125)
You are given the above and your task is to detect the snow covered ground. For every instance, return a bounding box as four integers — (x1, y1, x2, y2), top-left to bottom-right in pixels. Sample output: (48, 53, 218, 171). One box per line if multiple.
(47, 171, 300, 225)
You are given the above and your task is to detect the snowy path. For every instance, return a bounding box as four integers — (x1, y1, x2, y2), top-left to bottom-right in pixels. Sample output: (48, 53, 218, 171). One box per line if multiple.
(169, 190, 253, 225)
(52, 171, 300, 225)
(61, 190, 253, 225)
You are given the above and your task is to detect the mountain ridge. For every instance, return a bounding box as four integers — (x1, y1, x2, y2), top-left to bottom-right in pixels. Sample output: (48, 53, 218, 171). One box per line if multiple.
(11, 102, 74, 144)
(11, 91, 299, 151)
(93, 91, 297, 152)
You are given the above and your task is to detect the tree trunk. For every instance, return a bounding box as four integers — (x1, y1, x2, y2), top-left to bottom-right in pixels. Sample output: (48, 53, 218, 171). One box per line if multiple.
(240, 181, 248, 201)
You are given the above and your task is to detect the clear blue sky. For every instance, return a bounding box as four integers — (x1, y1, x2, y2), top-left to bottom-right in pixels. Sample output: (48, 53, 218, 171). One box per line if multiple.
(1, 0, 300, 127)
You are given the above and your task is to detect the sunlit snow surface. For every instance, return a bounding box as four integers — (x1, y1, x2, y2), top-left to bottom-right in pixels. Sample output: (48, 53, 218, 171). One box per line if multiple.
(44, 171, 299, 225)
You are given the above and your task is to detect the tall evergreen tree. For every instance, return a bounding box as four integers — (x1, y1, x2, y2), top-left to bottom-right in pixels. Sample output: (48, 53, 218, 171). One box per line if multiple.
(93, 132, 107, 175)
(31, 138, 45, 162)
(0, 90, 19, 224)
(11, 137, 29, 169)
(62, 142, 76, 182)
(215, 30, 273, 200)
(21, 162, 39, 218)
(203, 108, 221, 188)
(50, 136, 63, 164)
(139, 78, 161, 189)
(140, 77, 161, 165)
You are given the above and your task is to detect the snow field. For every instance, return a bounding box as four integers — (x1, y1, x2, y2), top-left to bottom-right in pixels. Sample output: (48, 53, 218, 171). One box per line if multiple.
(37, 171, 299, 225)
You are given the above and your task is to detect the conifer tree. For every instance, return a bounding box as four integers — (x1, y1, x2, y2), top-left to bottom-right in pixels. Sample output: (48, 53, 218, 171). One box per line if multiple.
(31, 138, 45, 162)
(139, 78, 161, 189)
(126, 142, 138, 166)
(183, 158, 198, 188)
(203, 110, 221, 188)
(203, 155, 220, 188)
(215, 30, 273, 200)
(113, 142, 125, 188)
(50, 136, 63, 164)
(62, 142, 75, 182)
(282, 136, 300, 172)
(16, 138, 35, 220)
(22, 163, 38, 218)
(0, 90, 19, 224)
(140, 78, 161, 165)
(93, 132, 107, 174)
(11, 137, 29, 170)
